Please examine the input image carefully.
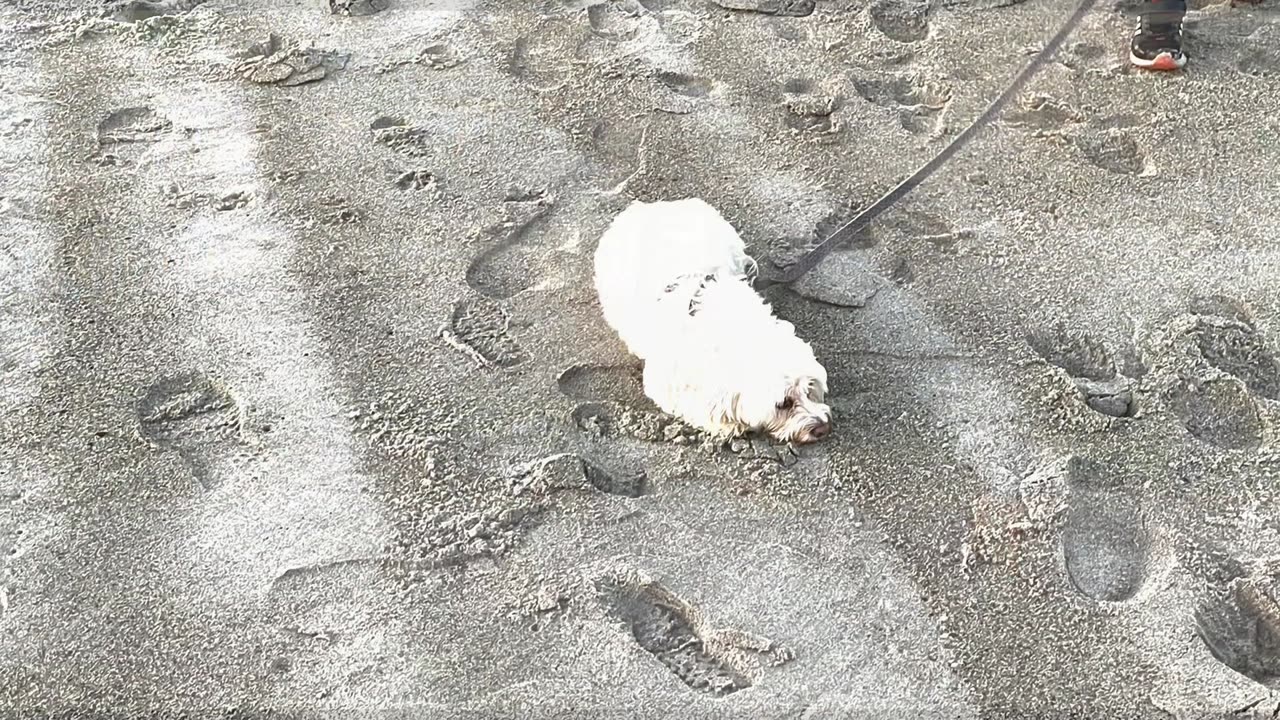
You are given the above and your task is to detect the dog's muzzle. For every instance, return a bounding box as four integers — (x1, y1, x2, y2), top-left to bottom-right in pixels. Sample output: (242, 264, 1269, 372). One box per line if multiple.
(795, 419, 832, 444)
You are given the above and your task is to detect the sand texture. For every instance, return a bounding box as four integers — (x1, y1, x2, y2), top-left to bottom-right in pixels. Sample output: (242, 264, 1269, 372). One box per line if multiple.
(3, 0, 1280, 717)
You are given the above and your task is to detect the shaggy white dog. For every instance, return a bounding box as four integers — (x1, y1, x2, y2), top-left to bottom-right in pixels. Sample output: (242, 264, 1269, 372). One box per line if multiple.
(593, 197, 833, 444)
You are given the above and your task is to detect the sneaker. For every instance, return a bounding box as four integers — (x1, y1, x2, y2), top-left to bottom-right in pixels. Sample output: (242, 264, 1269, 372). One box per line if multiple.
(1130, 21, 1187, 70)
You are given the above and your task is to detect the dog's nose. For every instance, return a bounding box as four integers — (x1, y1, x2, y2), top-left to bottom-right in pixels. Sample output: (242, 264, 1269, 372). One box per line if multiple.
(806, 421, 832, 442)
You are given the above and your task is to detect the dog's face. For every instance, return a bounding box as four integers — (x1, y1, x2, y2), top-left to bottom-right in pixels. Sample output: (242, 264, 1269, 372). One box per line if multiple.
(736, 372, 832, 445)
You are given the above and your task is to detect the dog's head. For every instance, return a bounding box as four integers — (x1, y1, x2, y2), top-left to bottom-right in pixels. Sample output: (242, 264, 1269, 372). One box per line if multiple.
(735, 368, 832, 445)
(706, 327, 832, 445)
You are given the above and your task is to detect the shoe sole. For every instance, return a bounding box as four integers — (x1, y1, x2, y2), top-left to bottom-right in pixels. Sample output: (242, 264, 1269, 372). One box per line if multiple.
(1130, 50, 1186, 71)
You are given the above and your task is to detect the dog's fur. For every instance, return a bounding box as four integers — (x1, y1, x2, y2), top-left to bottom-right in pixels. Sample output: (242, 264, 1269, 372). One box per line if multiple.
(593, 197, 832, 444)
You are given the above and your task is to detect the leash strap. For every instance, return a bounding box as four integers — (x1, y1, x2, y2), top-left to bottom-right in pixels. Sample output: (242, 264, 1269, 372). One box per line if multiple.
(756, 0, 1100, 287)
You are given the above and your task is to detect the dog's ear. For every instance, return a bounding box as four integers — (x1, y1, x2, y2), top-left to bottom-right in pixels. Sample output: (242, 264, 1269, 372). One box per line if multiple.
(810, 375, 827, 402)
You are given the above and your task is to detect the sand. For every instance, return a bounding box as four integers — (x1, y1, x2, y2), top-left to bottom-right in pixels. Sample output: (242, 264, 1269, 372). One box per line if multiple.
(2, 0, 1280, 717)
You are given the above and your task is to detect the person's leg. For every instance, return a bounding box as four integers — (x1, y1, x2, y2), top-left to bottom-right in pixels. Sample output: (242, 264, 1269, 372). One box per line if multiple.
(1130, 0, 1189, 70)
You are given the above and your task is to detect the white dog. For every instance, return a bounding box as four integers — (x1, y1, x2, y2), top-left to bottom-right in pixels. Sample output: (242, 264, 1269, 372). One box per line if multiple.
(593, 197, 833, 444)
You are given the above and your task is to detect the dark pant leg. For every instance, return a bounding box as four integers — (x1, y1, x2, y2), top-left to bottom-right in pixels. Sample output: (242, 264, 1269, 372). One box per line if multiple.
(1141, 0, 1187, 24)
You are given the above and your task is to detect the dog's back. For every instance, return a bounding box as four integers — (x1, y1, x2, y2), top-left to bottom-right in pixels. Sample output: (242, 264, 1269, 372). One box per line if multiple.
(594, 198, 753, 359)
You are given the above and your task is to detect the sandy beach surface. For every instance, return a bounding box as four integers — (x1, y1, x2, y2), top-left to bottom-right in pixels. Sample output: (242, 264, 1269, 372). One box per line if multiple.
(3, 0, 1280, 717)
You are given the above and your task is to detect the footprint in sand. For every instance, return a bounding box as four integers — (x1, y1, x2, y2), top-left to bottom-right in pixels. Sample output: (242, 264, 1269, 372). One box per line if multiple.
(581, 457, 648, 497)
(214, 190, 251, 211)
(710, 0, 816, 16)
(392, 169, 441, 194)
(1190, 309, 1280, 402)
(587, 0, 649, 40)
(578, 1, 702, 71)
(1189, 294, 1254, 326)
(1168, 377, 1263, 451)
(319, 195, 361, 226)
(1058, 41, 1107, 71)
(441, 295, 529, 369)
(375, 41, 466, 74)
(1073, 130, 1147, 175)
(464, 188, 555, 300)
(1195, 568, 1280, 685)
(506, 452, 648, 502)
(508, 32, 573, 92)
(597, 575, 793, 697)
(940, 0, 1028, 9)
(1179, 536, 1248, 589)
(655, 71, 712, 99)
(1164, 295, 1274, 450)
(869, 0, 931, 43)
(559, 364, 702, 444)
(108, 0, 207, 22)
(415, 42, 464, 70)
(589, 117, 651, 186)
(137, 371, 243, 489)
(1027, 323, 1115, 382)
(648, 71, 714, 115)
(851, 72, 950, 136)
(790, 251, 885, 309)
(369, 115, 432, 158)
(818, 203, 879, 246)
(94, 106, 174, 166)
(890, 209, 973, 254)
(1026, 321, 1136, 418)
(234, 34, 348, 87)
(560, 363, 658, 432)
(763, 200, 879, 272)
(781, 78, 841, 140)
(1003, 95, 1083, 133)
(1060, 457, 1151, 603)
(571, 402, 617, 436)
(558, 363, 650, 407)
(328, 0, 389, 16)
(1235, 45, 1280, 80)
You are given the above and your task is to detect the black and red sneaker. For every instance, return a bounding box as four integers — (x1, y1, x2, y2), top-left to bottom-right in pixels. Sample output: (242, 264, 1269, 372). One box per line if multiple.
(1131, 0, 1188, 70)
(1130, 20, 1187, 70)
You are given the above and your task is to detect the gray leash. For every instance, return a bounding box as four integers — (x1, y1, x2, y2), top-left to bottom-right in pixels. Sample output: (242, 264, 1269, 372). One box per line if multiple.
(755, 0, 1100, 289)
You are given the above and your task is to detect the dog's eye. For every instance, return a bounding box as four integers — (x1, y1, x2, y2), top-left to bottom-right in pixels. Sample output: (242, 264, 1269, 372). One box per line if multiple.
(776, 398, 794, 411)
